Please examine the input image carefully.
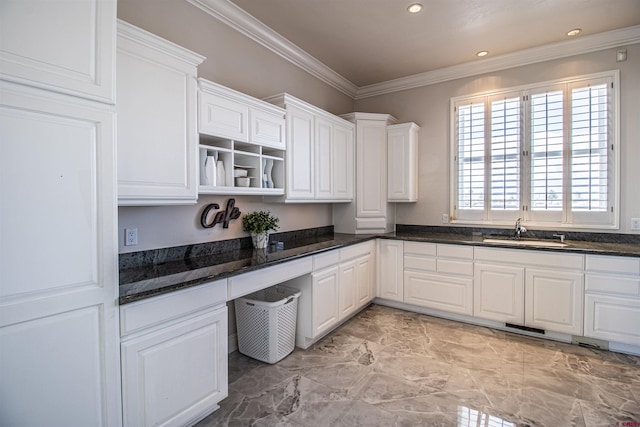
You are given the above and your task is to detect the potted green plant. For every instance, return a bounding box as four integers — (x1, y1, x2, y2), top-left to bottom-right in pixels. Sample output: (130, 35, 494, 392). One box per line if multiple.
(242, 210, 279, 249)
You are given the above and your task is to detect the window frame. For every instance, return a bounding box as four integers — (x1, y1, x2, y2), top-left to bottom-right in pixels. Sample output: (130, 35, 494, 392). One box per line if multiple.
(449, 70, 620, 230)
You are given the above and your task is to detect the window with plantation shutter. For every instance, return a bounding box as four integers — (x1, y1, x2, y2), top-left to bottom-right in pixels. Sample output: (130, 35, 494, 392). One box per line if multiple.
(489, 94, 520, 221)
(451, 71, 618, 229)
(455, 100, 485, 220)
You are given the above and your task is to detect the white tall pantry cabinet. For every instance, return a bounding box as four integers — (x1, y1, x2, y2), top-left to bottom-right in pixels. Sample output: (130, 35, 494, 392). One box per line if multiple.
(0, 1, 122, 426)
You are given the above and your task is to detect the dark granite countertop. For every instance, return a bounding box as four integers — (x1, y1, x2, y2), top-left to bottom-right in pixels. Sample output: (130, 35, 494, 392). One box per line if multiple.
(119, 227, 640, 305)
(119, 233, 376, 305)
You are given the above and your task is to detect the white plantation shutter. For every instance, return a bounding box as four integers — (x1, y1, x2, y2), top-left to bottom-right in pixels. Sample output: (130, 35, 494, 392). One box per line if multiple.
(451, 71, 618, 228)
(489, 94, 521, 220)
(455, 99, 485, 220)
(569, 78, 614, 225)
(528, 87, 564, 222)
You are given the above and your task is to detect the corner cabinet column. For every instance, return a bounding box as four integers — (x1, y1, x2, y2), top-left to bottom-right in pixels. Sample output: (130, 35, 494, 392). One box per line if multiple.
(116, 20, 205, 206)
(334, 113, 398, 233)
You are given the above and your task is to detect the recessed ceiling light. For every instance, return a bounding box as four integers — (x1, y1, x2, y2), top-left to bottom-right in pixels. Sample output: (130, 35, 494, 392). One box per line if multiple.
(567, 28, 581, 37)
(476, 51, 489, 57)
(407, 3, 423, 13)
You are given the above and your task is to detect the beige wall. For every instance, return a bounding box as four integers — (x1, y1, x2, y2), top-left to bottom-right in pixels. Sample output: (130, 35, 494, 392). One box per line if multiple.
(118, 195, 331, 253)
(117, 0, 353, 253)
(355, 44, 640, 234)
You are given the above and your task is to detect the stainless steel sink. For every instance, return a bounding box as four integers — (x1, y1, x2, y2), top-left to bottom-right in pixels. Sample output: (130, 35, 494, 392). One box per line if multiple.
(482, 238, 568, 248)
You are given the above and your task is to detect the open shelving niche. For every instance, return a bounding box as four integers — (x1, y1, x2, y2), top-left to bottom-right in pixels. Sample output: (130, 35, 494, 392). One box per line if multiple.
(198, 135, 285, 195)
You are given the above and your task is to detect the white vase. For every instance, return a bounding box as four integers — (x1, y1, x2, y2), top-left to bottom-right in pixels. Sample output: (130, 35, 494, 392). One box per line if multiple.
(251, 232, 269, 249)
(216, 160, 225, 187)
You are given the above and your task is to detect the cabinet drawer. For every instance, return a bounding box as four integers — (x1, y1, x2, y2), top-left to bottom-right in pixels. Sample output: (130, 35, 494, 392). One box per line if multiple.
(228, 257, 313, 299)
(437, 244, 473, 260)
(585, 274, 640, 296)
(586, 255, 640, 275)
(404, 254, 436, 272)
(404, 241, 436, 257)
(437, 259, 473, 276)
(120, 279, 227, 337)
(314, 250, 340, 271)
(340, 241, 373, 262)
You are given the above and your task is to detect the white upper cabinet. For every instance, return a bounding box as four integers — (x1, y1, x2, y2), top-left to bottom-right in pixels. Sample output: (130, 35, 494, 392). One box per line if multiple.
(264, 93, 355, 203)
(197, 80, 286, 196)
(116, 21, 205, 206)
(0, 0, 116, 103)
(198, 79, 286, 150)
(388, 122, 420, 202)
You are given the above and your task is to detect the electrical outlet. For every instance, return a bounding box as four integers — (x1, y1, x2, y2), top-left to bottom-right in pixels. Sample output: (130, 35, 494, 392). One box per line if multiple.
(631, 218, 640, 231)
(125, 228, 138, 246)
(442, 214, 450, 224)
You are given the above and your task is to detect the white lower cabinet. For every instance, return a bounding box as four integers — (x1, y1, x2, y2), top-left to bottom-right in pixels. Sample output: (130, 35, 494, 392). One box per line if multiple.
(584, 255, 640, 346)
(525, 268, 584, 335)
(120, 280, 228, 427)
(339, 260, 358, 319)
(356, 253, 375, 307)
(288, 241, 375, 348)
(404, 242, 474, 315)
(377, 239, 404, 301)
(474, 263, 525, 324)
(474, 248, 584, 335)
(312, 265, 341, 337)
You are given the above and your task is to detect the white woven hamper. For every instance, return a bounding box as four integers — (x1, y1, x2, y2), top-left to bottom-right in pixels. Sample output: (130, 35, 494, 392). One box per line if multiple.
(234, 285, 301, 364)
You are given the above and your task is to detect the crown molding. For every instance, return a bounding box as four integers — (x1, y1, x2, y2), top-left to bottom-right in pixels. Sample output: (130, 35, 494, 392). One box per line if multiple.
(186, 0, 358, 98)
(185, 0, 640, 101)
(355, 25, 640, 99)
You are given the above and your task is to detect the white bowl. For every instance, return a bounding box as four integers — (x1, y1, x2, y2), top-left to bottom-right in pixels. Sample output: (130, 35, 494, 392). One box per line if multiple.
(234, 169, 248, 177)
(235, 177, 250, 187)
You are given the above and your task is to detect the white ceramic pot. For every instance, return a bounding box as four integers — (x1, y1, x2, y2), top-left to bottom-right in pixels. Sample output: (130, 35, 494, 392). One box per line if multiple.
(251, 232, 270, 249)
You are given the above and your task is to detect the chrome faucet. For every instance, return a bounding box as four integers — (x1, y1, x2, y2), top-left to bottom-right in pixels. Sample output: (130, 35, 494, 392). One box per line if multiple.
(514, 218, 527, 240)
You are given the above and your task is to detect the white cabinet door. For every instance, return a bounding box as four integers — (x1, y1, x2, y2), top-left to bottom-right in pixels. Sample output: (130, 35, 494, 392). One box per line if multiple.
(387, 123, 419, 202)
(357, 119, 388, 219)
(117, 21, 204, 205)
(339, 260, 357, 320)
(0, 0, 116, 103)
(121, 307, 228, 427)
(333, 122, 355, 200)
(199, 91, 249, 142)
(315, 116, 333, 199)
(251, 108, 285, 149)
(404, 271, 473, 315)
(286, 105, 315, 199)
(525, 268, 584, 335)
(584, 294, 640, 346)
(0, 83, 121, 427)
(356, 254, 374, 308)
(315, 117, 354, 201)
(377, 240, 404, 302)
(474, 263, 525, 323)
(312, 266, 340, 336)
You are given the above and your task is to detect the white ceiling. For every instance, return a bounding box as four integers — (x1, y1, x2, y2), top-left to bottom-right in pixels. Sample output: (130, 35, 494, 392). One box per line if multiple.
(227, 0, 640, 88)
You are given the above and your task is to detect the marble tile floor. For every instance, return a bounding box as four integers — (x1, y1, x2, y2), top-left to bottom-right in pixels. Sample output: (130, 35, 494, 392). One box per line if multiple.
(196, 304, 640, 427)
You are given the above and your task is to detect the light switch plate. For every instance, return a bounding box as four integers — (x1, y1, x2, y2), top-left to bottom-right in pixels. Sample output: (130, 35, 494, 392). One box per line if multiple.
(631, 218, 640, 231)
